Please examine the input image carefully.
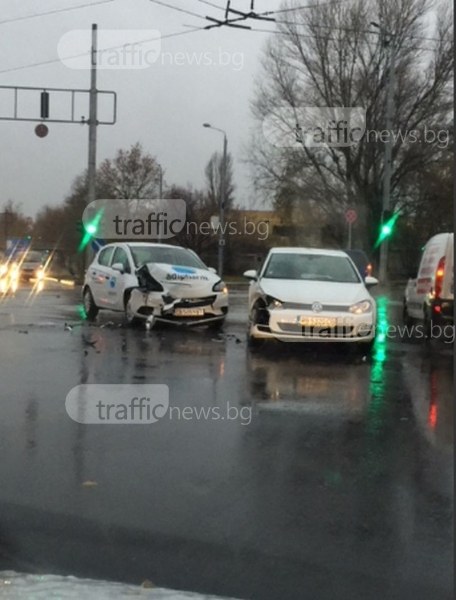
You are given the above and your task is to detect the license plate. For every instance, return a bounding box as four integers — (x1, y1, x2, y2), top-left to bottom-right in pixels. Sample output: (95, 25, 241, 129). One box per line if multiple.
(300, 317, 337, 328)
(174, 308, 205, 317)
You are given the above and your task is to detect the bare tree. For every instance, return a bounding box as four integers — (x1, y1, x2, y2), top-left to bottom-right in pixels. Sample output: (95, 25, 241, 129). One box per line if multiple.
(205, 151, 235, 212)
(0, 200, 32, 250)
(249, 0, 453, 250)
(97, 142, 161, 199)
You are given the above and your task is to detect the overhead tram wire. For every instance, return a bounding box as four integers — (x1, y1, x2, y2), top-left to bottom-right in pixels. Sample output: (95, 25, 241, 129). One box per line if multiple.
(0, 0, 115, 26)
(0, 26, 211, 75)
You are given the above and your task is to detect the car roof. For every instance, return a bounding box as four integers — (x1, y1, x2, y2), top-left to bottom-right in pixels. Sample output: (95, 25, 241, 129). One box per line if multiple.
(268, 247, 350, 257)
(103, 242, 183, 250)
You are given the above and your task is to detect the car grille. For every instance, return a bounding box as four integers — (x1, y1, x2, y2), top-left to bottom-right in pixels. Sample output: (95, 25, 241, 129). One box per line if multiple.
(173, 296, 216, 309)
(281, 302, 351, 311)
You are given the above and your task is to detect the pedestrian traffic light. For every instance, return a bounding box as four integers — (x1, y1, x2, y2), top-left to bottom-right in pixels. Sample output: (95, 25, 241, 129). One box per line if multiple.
(78, 210, 103, 252)
(375, 210, 400, 248)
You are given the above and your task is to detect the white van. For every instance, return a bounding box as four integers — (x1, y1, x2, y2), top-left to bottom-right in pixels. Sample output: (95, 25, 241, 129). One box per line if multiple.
(403, 232, 454, 334)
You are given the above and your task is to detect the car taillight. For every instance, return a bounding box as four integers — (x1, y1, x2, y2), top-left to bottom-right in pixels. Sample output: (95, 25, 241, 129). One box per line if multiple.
(434, 257, 445, 298)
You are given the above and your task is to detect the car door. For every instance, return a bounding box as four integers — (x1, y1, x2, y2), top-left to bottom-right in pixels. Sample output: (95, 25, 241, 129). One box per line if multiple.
(109, 246, 137, 310)
(87, 246, 115, 308)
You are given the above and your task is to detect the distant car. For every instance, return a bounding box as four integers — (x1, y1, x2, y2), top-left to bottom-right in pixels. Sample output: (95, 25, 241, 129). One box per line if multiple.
(403, 232, 454, 335)
(15, 250, 48, 281)
(83, 242, 229, 328)
(344, 249, 373, 279)
(243, 247, 378, 349)
(0, 256, 19, 294)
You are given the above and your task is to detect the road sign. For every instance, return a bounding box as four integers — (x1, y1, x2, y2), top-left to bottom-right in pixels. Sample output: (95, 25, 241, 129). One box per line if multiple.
(35, 123, 49, 138)
(345, 209, 357, 224)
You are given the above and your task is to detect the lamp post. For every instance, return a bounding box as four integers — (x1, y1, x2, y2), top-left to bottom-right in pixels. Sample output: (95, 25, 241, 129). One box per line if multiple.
(203, 123, 227, 277)
(156, 163, 164, 242)
(371, 21, 396, 284)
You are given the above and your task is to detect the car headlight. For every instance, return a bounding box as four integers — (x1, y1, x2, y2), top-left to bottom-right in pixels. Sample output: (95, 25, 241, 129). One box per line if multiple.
(266, 295, 283, 309)
(37, 269, 45, 280)
(349, 300, 372, 314)
(213, 280, 228, 293)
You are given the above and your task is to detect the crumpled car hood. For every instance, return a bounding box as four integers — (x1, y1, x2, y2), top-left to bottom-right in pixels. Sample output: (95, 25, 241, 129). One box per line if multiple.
(146, 263, 219, 298)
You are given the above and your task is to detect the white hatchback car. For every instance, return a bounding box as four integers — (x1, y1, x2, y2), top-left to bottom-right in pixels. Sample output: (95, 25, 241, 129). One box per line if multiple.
(83, 243, 228, 328)
(244, 247, 378, 349)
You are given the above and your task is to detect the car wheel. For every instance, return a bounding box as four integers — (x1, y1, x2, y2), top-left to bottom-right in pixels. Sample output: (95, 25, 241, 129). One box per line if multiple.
(402, 300, 413, 327)
(83, 287, 99, 321)
(353, 339, 375, 357)
(423, 306, 440, 342)
(124, 294, 142, 327)
(208, 318, 225, 331)
(247, 306, 267, 350)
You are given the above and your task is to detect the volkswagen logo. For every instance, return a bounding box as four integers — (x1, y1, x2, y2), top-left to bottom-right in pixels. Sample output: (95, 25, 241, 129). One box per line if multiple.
(311, 302, 323, 313)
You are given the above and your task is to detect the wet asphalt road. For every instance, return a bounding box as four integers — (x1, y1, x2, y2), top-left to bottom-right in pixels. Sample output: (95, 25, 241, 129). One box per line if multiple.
(0, 284, 453, 600)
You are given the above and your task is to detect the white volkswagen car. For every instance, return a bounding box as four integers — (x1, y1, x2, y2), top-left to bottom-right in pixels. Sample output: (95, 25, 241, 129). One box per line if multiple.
(243, 247, 378, 349)
(83, 243, 228, 328)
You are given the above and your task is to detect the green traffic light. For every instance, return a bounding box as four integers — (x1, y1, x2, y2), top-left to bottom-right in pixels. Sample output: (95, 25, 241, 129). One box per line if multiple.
(78, 209, 104, 252)
(375, 211, 400, 248)
(86, 223, 98, 235)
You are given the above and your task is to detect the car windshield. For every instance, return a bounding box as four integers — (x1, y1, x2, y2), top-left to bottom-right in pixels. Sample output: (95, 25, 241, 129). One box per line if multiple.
(129, 245, 207, 270)
(19, 250, 44, 262)
(263, 253, 361, 283)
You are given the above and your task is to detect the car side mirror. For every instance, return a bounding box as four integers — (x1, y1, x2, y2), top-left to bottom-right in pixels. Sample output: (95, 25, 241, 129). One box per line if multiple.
(365, 276, 379, 288)
(208, 267, 217, 274)
(243, 269, 258, 281)
(112, 262, 125, 274)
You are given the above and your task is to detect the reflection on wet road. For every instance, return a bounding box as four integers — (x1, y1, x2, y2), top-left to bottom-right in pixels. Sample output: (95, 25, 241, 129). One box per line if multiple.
(0, 287, 452, 600)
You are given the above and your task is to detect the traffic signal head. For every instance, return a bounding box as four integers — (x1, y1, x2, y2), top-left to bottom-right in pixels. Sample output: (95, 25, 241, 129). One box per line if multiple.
(78, 209, 104, 252)
(375, 210, 400, 248)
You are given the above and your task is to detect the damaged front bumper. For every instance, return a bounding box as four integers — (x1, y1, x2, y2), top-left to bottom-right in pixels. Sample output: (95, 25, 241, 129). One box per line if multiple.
(128, 288, 228, 327)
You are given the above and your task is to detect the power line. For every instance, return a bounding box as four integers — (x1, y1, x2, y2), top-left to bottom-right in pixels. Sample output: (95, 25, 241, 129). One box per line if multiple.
(244, 25, 441, 51)
(0, 26, 209, 75)
(0, 0, 114, 26)
(149, 0, 208, 20)
(275, 20, 448, 43)
(197, 0, 225, 9)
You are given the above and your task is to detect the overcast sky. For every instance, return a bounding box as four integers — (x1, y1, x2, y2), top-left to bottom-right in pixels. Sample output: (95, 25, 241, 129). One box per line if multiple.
(0, 0, 282, 217)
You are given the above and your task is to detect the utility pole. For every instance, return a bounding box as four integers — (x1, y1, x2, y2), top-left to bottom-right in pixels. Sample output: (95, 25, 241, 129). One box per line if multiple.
(373, 22, 396, 284)
(87, 23, 98, 211)
(219, 133, 227, 278)
(203, 123, 227, 277)
(84, 23, 98, 274)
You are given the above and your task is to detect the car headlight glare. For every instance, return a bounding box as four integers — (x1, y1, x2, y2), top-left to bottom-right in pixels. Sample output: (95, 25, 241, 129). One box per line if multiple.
(213, 280, 228, 293)
(349, 300, 372, 314)
(0, 265, 7, 276)
(266, 295, 283, 309)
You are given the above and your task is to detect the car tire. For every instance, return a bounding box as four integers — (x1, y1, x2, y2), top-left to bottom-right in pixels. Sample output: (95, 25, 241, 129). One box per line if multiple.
(124, 294, 141, 327)
(247, 304, 268, 350)
(402, 300, 414, 327)
(423, 306, 440, 342)
(353, 339, 375, 356)
(208, 318, 225, 331)
(83, 287, 98, 321)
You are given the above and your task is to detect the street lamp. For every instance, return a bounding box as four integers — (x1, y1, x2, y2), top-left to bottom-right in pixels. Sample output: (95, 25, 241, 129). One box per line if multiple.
(370, 21, 397, 284)
(203, 122, 228, 278)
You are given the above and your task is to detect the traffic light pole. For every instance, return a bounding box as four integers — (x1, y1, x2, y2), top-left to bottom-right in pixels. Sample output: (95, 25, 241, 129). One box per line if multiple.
(219, 133, 227, 278)
(83, 24, 98, 275)
(87, 24, 98, 211)
(378, 33, 396, 284)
